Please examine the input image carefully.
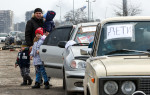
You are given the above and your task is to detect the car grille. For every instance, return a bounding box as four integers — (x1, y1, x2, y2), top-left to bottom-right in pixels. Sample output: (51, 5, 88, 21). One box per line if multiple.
(139, 78, 150, 95)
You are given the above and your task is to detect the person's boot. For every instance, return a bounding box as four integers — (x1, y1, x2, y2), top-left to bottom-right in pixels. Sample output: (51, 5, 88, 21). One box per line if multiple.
(32, 82, 40, 89)
(44, 81, 50, 89)
(28, 78, 33, 85)
(20, 80, 27, 86)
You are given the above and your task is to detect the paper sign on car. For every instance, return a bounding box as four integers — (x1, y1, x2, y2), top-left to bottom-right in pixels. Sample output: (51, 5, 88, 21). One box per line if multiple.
(106, 24, 134, 40)
(81, 26, 96, 33)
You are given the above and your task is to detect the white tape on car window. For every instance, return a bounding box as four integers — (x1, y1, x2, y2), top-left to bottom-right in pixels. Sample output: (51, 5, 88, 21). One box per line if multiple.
(106, 24, 134, 40)
(81, 26, 96, 33)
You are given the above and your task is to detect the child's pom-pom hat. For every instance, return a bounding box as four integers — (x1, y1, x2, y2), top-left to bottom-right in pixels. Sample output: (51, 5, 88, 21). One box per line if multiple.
(35, 27, 43, 36)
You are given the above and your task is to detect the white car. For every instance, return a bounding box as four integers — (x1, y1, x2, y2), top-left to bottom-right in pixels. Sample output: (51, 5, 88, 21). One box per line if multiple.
(58, 22, 98, 95)
(0, 33, 8, 43)
(40, 25, 75, 78)
(40, 22, 99, 95)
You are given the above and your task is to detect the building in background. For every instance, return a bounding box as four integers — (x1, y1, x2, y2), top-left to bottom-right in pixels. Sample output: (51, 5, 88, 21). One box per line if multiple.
(14, 22, 25, 32)
(25, 10, 33, 22)
(0, 10, 13, 33)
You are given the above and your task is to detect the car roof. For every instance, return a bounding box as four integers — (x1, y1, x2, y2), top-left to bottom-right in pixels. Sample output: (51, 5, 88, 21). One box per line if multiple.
(10, 31, 21, 33)
(0, 33, 7, 34)
(77, 22, 99, 27)
(55, 25, 74, 29)
(101, 16, 150, 25)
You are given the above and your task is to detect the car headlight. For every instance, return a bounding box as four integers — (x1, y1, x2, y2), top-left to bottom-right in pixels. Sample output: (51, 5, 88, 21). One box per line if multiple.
(70, 60, 86, 69)
(104, 81, 118, 95)
(121, 81, 136, 95)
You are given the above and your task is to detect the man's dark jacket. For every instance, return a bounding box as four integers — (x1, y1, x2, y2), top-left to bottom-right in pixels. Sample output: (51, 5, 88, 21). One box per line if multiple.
(25, 17, 43, 46)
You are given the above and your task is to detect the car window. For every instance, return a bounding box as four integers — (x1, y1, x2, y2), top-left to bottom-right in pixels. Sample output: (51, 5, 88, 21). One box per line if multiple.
(97, 21, 150, 56)
(18, 33, 25, 38)
(74, 26, 96, 43)
(10, 32, 18, 36)
(43, 27, 73, 46)
(0, 33, 7, 37)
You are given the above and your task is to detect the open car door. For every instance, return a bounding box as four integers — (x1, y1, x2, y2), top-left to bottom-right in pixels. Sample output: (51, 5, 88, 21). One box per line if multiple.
(39, 25, 74, 78)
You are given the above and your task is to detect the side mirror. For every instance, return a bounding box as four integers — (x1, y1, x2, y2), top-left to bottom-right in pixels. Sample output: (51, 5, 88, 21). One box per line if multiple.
(80, 48, 92, 55)
(58, 41, 67, 48)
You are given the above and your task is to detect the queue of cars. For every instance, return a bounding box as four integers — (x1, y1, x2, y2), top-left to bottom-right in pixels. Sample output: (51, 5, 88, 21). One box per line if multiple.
(40, 22, 98, 95)
(5, 31, 25, 45)
(39, 16, 150, 95)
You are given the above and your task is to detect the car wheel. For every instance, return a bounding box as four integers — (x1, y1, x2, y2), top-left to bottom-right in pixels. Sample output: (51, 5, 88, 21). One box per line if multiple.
(63, 68, 65, 89)
(87, 88, 90, 95)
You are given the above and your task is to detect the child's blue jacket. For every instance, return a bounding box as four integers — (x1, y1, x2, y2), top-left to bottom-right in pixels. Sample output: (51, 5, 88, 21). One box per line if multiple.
(30, 36, 45, 65)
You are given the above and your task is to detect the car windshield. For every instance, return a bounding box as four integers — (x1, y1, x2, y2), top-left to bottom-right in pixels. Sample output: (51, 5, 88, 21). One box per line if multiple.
(10, 32, 18, 36)
(18, 33, 25, 38)
(97, 21, 150, 56)
(75, 26, 96, 43)
(0, 33, 7, 37)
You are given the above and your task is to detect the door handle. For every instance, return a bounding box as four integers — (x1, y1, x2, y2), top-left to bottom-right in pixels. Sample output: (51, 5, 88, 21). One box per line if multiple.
(42, 49, 47, 53)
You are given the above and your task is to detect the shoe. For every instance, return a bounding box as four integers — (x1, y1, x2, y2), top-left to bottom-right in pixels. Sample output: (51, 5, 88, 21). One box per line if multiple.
(21, 82, 27, 86)
(32, 82, 40, 89)
(28, 79, 33, 85)
(44, 81, 50, 89)
(20, 80, 27, 86)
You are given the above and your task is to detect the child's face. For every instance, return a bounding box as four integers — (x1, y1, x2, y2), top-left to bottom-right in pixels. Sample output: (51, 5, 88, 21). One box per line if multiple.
(21, 47, 25, 51)
(36, 33, 42, 38)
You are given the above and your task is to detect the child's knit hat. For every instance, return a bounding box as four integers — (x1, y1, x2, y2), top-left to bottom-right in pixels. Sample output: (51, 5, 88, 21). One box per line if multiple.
(35, 27, 43, 35)
(43, 10, 56, 21)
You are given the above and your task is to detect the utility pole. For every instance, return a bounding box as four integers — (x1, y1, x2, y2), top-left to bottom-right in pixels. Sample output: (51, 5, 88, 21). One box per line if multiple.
(56, 5, 61, 22)
(123, 0, 128, 16)
(86, 0, 90, 21)
(73, 0, 75, 21)
(86, 0, 96, 22)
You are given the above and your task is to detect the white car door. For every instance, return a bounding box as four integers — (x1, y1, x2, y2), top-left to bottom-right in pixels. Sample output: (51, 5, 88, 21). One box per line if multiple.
(39, 26, 74, 78)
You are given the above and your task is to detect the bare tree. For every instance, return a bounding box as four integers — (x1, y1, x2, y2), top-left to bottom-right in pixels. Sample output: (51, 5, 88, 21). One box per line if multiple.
(64, 8, 88, 24)
(114, 1, 142, 16)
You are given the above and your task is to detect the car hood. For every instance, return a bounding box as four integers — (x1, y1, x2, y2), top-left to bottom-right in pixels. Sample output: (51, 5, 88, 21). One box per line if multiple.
(71, 46, 88, 57)
(99, 56, 150, 76)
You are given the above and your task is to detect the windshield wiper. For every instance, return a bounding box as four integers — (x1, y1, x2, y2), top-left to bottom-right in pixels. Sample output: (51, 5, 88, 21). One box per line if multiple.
(73, 43, 89, 46)
(75, 56, 89, 61)
(106, 49, 150, 55)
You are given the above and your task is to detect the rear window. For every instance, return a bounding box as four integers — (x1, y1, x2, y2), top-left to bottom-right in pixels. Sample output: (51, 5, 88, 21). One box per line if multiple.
(43, 27, 73, 46)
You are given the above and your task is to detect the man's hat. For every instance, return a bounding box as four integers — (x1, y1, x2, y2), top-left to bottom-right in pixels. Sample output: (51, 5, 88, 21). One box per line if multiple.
(34, 8, 43, 13)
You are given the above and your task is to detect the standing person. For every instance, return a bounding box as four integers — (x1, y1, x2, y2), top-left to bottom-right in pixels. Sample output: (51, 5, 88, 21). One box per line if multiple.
(25, 8, 43, 48)
(15, 42, 32, 86)
(25, 8, 44, 84)
(30, 27, 49, 89)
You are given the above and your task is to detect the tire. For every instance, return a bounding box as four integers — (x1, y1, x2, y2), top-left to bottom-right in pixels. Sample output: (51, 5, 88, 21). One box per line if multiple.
(63, 68, 65, 89)
(87, 88, 90, 95)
